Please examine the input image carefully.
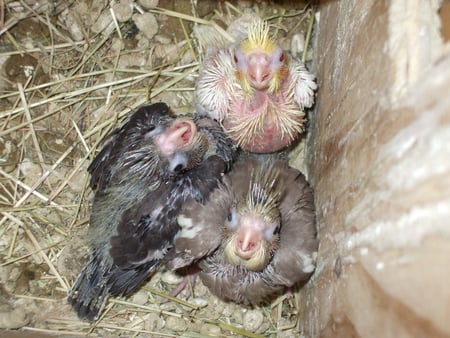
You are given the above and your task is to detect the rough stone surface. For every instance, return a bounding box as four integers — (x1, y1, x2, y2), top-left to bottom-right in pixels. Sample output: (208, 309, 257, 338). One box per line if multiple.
(112, 2, 134, 22)
(133, 13, 158, 40)
(165, 316, 187, 331)
(242, 309, 264, 332)
(91, 10, 114, 35)
(137, 0, 159, 9)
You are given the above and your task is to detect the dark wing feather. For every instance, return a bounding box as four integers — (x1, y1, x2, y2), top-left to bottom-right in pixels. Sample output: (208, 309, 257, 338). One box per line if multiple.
(68, 247, 158, 322)
(108, 181, 174, 269)
(88, 102, 171, 191)
(69, 105, 235, 322)
(69, 155, 226, 322)
(110, 155, 227, 271)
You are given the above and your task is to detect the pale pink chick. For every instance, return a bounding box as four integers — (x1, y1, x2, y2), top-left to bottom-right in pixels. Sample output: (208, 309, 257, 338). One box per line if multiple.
(195, 18, 317, 153)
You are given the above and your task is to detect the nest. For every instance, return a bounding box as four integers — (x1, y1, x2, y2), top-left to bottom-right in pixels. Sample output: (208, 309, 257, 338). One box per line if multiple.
(0, 1, 315, 336)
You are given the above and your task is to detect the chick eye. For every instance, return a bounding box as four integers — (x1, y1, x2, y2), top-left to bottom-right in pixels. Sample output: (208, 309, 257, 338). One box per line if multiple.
(279, 52, 285, 62)
(173, 164, 184, 172)
(226, 209, 238, 230)
(233, 54, 238, 64)
(264, 222, 280, 240)
(144, 125, 161, 139)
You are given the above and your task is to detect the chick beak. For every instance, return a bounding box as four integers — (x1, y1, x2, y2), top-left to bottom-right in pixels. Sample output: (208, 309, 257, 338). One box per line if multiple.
(155, 120, 197, 155)
(247, 53, 272, 90)
(234, 216, 264, 260)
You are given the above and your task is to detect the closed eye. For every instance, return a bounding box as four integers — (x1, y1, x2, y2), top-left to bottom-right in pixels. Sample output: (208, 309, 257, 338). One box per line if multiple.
(264, 222, 279, 240)
(144, 125, 163, 139)
(225, 209, 238, 230)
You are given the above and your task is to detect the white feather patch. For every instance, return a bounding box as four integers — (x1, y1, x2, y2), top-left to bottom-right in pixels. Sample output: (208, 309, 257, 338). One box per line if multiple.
(176, 215, 202, 239)
(289, 58, 317, 109)
(299, 251, 317, 273)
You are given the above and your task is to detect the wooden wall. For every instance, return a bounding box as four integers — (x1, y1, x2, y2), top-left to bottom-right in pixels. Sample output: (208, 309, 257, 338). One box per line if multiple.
(299, 1, 450, 337)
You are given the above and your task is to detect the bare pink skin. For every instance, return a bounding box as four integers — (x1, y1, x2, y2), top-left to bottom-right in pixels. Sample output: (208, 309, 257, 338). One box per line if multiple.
(226, 48, 301, 153)
(224, 117, 294, 153)
(155, 120, 197, 155)
(166, 266, 200, 301)
(223, 88, 301, 153)
(197, 31, 315, 154)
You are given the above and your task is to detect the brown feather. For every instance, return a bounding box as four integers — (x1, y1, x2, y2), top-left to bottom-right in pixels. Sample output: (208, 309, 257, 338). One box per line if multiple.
(168, 156, 318, 304)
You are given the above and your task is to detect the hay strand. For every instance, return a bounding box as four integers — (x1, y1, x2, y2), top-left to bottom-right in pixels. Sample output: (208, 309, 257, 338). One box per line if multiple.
(0, 1, 313, 336)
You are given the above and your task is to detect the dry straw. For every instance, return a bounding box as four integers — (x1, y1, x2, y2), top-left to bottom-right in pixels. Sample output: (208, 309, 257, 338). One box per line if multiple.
(0, 1, 314, 336)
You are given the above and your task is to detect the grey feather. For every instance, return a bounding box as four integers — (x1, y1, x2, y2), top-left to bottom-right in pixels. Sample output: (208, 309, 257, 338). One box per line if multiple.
(68, 102, 234, 321)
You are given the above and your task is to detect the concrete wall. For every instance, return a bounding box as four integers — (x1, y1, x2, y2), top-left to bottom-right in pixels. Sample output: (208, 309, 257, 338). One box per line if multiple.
(300, 1, 450, 337)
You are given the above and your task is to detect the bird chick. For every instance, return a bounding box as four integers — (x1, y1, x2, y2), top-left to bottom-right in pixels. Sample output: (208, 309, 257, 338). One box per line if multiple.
(195, 18, 317, 153)
(167, 156, 318, 304)
(68, 102, 234, 321)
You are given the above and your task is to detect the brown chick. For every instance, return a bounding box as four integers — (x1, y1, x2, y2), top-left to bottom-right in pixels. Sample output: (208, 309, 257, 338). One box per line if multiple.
(195, 17, 317, 153)
(166, 156, 318, 304)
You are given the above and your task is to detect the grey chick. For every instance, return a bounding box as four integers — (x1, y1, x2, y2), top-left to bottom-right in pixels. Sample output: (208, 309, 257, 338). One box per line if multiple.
(166, 156, 318, 305)
(68, 102, 234, 321)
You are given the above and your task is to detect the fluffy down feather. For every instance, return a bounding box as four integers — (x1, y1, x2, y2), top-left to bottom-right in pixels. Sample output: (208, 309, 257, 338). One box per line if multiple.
(195, 16, 317, 153)
(167, 156, 318, 304)
(68, 102, 234, 321)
